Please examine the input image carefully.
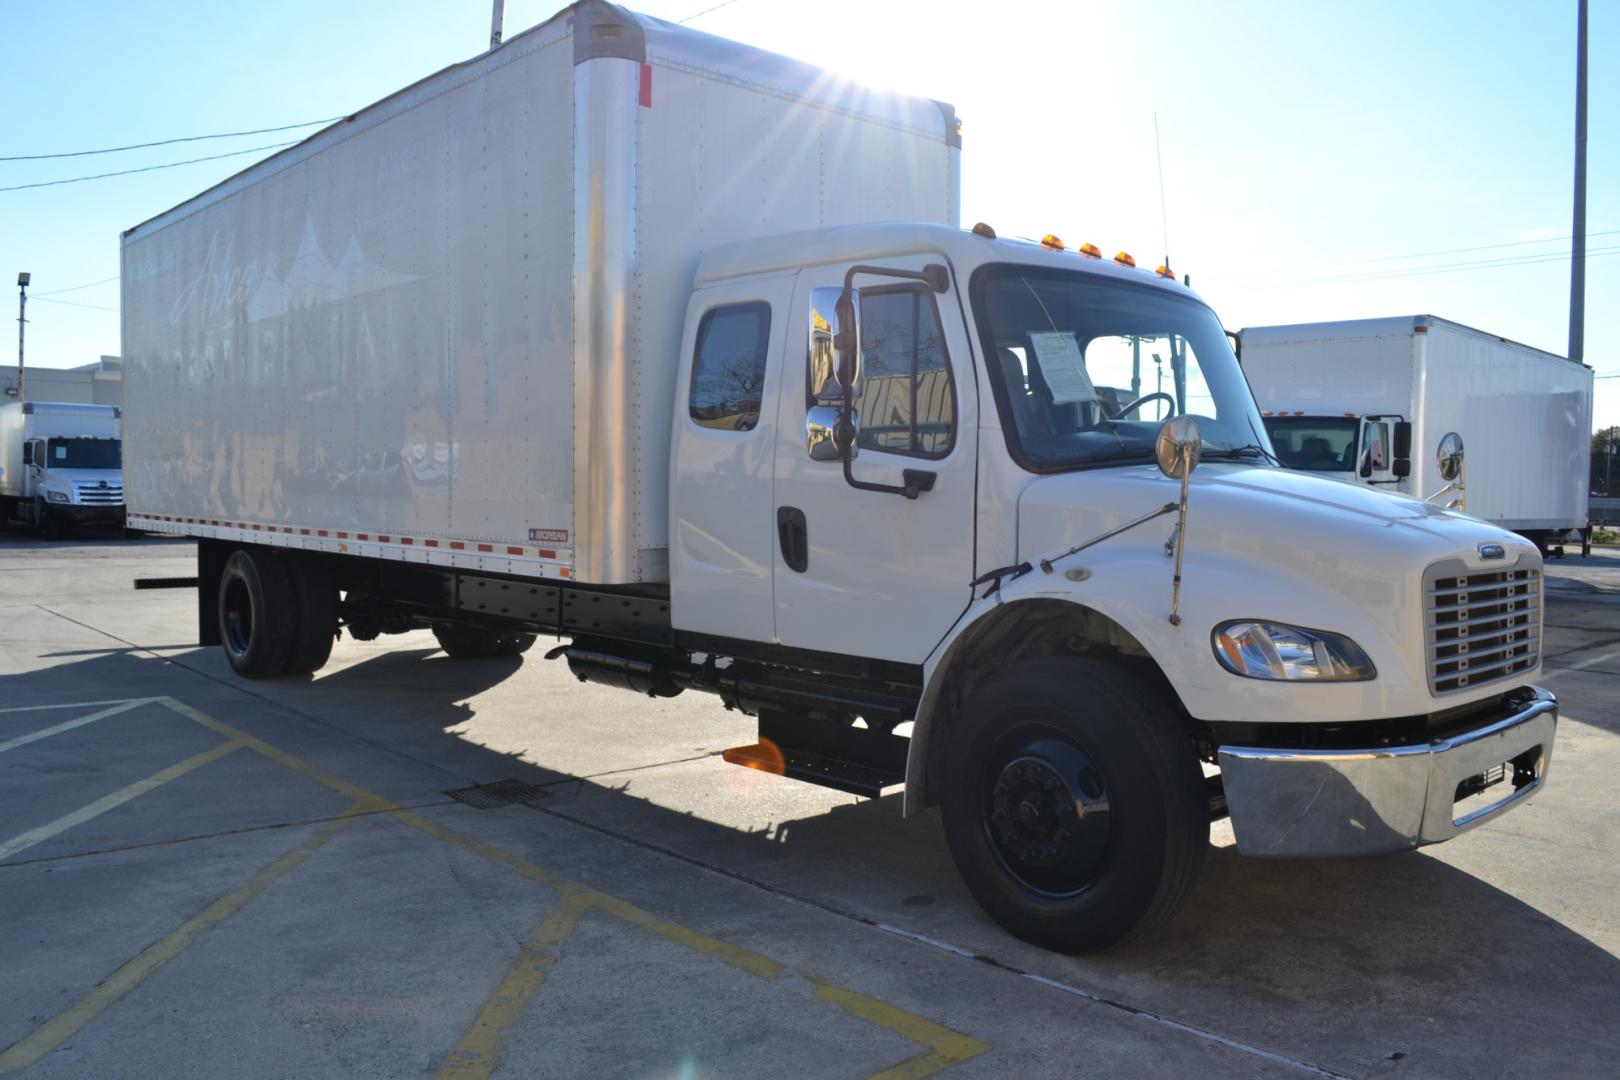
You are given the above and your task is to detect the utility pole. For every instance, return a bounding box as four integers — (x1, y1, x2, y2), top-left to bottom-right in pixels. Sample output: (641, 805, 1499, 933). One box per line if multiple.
(15, 272, 28, 403)
(1568, 0, 1587, 365)
(490, 0, 505, 50)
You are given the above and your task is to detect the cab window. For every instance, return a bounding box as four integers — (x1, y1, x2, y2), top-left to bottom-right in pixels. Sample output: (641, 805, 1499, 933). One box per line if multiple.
(857, 287, 955, 458)
(690, 302, 772, 432)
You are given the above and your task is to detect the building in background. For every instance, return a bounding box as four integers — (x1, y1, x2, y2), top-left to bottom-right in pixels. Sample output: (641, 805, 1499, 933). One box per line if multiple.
(0, 357, 121, 407)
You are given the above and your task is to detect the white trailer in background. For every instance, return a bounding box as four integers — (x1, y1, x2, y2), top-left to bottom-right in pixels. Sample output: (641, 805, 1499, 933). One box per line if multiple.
(123, 1, 1562, 952)
(1240, 316, 1594, 554)
(0, 401, 125, 535)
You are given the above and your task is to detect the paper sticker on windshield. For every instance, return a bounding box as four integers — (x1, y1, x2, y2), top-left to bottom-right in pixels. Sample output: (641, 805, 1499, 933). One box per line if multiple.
(1028, 332, 1097, 404)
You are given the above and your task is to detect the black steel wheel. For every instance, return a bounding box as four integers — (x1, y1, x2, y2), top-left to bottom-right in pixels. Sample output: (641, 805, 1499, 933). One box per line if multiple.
(218, 548, 297, 679)
(984, 733, 1114, 897)
(940, 656, 1208, 953)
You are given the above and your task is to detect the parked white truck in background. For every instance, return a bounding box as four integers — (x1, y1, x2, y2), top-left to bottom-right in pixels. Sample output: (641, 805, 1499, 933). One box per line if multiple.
(0, 401, 126, 536)
(1240, 316, 1594, 555)
(122, 0, 1557, 952)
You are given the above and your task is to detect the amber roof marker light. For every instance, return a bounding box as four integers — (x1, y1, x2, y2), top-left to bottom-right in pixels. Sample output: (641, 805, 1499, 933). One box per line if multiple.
(1114, 251, 1136, 267)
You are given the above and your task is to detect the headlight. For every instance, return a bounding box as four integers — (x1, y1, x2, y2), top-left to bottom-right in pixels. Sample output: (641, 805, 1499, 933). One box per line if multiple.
(45, 490, 70, 504)
(1213, 621, 1375, 681)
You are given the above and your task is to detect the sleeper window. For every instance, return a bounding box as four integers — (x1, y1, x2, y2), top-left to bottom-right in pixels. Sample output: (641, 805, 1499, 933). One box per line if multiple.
(857, 287, 955, 457)
(690, 302, 772, 432)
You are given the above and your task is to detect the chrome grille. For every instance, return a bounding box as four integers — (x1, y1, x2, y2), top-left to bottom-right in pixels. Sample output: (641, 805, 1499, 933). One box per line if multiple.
(1424, 557, 1540, 695)
(74, 482, 124, 505)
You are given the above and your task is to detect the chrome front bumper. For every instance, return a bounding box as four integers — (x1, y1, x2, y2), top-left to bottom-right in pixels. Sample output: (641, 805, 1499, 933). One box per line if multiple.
(1218, 687, 1557, 858)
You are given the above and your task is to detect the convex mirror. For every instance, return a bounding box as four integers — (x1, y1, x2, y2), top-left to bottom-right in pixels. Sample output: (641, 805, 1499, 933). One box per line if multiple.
(1155, 415, 1202, 480)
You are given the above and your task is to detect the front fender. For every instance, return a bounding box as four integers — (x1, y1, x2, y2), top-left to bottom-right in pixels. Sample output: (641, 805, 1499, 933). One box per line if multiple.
(902, 537, 1444, 817)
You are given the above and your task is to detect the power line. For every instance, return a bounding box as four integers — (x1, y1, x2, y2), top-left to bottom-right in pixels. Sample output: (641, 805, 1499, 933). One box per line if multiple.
(678, 0, 744, 23)
(31, 296, 118, 313)
(0, 117, 343, 162)
(35, 276, 119, 296)
(0, 140, 299, 193)
(1274, 245, 1620, 289)
(1221, 228, 1620, 280)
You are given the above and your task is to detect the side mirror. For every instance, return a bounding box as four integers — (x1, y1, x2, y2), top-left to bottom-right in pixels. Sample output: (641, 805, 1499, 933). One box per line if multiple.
(805, 405, 857, 462)
(833, 290, 861, 400)
(1155, 415, 1202, 479)
(21, 442, 33, 466)
(1358, 447, 1373, 479)
(808, 286, 861, 407)
(1436, 431, 1464, 481)
(1392, 420, 1412, 478)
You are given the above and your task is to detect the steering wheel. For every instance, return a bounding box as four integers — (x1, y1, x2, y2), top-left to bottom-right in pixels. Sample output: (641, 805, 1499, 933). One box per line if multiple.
(1110, 392, 1176, 421)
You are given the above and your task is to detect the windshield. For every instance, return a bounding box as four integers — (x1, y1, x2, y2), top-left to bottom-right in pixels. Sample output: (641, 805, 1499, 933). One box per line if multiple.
(973, 267, 1271, 471)
(1262, 416, 1358, 472)
(46, 438, 122, 470)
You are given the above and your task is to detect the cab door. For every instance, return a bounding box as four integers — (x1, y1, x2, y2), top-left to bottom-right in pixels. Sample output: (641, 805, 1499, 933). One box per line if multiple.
(669, 273, 799, 643)
(770, 259, 978, 664)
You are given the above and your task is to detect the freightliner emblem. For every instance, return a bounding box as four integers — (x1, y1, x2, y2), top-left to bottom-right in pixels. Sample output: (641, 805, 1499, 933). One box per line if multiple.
(1478, 543, 1505, 560)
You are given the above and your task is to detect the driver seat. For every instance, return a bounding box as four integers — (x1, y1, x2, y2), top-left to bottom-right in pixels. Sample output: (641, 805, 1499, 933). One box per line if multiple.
(997, 348, 1055, 440)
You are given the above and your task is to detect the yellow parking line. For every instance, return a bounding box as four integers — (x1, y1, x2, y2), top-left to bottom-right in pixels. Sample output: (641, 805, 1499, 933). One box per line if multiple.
(0, 699, 154, 756)
(0, 805, 365, 1075)
(435, 889, 593, 1080)
(147, 697, 984, 1076)
(0, 740, 243, 864)
(814, 982, 990, 1079)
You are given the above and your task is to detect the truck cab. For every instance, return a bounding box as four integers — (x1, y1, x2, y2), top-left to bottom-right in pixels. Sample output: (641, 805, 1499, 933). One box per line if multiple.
(0, 402, 126, 536)
(663, 223, 1554, 948)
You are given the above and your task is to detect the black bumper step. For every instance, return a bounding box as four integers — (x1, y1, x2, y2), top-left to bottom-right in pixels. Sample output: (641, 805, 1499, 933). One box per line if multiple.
(721, 742, 905, 799)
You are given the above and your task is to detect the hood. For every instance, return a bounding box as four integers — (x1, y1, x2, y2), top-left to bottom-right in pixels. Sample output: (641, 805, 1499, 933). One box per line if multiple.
(1014, 462, 1540, 721)
(1018, 462, 1525, 570)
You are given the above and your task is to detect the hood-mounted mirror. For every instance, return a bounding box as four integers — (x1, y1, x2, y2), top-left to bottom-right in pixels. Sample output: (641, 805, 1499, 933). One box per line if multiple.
(1155, 415, 1202, 480)
(1156, 416, 1200, 626)
(1436, 431, 1464, 481)
(1426, 431, 1466, 511)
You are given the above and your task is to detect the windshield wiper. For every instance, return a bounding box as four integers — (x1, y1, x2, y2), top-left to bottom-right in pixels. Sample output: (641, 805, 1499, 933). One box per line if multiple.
(1202, 443, 1280, 465)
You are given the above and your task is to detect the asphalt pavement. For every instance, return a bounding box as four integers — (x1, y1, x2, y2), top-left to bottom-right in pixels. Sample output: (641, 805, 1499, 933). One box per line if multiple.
(2, 535, 1617, 1079)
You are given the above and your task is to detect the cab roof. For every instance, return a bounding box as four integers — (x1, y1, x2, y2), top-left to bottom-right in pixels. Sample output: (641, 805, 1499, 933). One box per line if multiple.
(693, 221, 1205, 304)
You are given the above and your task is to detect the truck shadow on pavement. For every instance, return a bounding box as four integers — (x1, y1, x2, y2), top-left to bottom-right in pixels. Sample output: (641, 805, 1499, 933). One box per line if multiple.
(9, 640, 1620, 1078)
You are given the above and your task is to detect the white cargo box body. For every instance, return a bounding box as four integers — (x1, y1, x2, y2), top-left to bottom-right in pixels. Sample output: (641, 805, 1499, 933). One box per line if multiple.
(122, 0, 959, 583)
(0, 401, 123, 500)
(1241, 315, 1593, 533)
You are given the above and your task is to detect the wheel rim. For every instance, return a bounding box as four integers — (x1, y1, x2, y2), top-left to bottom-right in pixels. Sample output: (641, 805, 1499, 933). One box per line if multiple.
(983, 729, 1113, 897)
(222, 577, 254, 659)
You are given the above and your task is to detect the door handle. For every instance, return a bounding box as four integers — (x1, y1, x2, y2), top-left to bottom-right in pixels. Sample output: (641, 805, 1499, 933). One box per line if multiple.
(777, 506, 808, 573)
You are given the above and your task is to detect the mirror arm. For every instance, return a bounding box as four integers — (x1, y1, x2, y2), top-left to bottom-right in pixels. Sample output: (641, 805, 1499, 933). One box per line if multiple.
(1038, 502, 1177, 574)
(832, 261, 953, 499)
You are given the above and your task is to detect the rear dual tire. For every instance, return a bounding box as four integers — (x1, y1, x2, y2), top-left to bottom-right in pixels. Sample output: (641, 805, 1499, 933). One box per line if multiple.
(218, 547, 336, 679)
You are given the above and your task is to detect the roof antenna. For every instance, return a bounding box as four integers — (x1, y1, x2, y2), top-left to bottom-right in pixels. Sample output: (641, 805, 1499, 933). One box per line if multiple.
(1154, 110, 1170, 275)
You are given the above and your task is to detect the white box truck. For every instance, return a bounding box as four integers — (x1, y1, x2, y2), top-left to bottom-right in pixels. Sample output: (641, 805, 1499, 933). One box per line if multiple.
(0, 401, 126, 535)
(1240, 316, 1595, 555)
(123, 1, 1558, 952)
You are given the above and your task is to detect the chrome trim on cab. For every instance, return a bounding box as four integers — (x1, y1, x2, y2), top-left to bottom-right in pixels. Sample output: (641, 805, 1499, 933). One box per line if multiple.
(1218, 687, 1556, 858)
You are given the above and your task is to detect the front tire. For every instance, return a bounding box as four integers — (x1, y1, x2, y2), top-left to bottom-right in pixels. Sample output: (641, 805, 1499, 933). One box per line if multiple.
(940, 657, 1208, 953)
(218, 548, 297, 678)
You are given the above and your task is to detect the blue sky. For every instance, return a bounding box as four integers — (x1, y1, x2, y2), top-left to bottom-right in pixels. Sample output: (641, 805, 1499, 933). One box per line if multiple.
(3, 0, 1614, 428)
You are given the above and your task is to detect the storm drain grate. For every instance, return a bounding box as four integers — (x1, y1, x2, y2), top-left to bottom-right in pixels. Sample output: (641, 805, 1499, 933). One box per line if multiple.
(444, 778, 552, 809)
